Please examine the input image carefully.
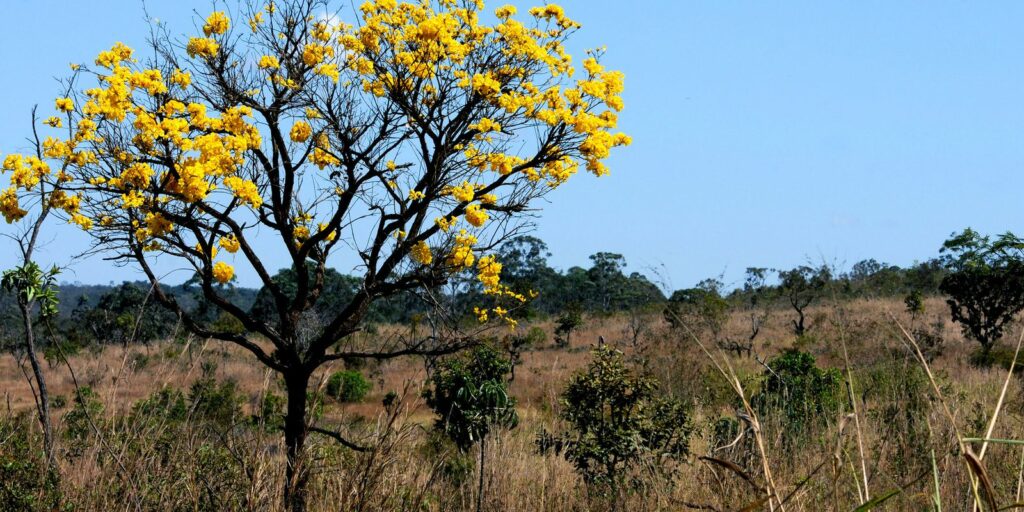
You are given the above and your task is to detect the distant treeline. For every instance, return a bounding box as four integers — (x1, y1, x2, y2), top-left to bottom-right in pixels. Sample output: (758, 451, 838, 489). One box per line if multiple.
(722, 257, 947, 305)
(0, 236, 947, 349)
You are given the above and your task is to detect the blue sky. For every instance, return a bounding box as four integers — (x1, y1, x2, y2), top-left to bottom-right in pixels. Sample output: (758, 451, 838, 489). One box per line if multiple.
(2, 1, 1022, 290)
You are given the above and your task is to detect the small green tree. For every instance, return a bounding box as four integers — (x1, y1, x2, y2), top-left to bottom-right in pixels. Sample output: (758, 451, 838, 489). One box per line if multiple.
(777, 265, 830, 336)
(938, 228, 1024, 358)
(904, 290, 924, 322)
(1, 262, 60, 465)
(325, 370, 371, 403)
(664, 278, 729, 341)
(554, 303, 583, 348)
(424, 345, 518, 512)
(752, 349, 842, 437)
(559, 346, 691, 504)
(742, 267, 773, 342)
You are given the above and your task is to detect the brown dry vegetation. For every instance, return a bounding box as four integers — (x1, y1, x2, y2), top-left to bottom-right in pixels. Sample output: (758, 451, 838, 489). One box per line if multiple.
(4, 295, 1024, 510)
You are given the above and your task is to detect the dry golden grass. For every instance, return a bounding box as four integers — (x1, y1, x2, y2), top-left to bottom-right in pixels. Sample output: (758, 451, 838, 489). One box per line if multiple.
(4, 296, 1024, 510)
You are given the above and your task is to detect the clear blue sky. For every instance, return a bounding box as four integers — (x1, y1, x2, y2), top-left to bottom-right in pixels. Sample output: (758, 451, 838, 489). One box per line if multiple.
(2, 1, 1022, 290)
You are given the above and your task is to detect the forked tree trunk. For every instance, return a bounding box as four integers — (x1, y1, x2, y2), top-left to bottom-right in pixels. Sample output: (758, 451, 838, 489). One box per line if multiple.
(793, 308, 806, 336)
(283, 371, 311, 512)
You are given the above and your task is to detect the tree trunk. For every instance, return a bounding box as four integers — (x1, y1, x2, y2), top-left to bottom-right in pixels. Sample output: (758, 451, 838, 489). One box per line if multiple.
(477, 435, 486, 512)
(283, 371, 310, 512)
(19, 302, 53, 466)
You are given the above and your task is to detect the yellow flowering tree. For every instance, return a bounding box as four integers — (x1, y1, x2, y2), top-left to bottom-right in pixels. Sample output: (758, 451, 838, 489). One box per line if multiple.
(0, 0, 629, 509)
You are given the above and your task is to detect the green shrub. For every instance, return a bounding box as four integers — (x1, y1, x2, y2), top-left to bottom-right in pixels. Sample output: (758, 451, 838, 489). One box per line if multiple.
(0, 417, 61, 511)
(752, 349, 842, 435)
(559, 346, 691, 498)
(864, 354, 931, 478)
(188, 373, 243, 427)
(62, 386, 103, 454)
(554, 304, 583, 348)
(326, 370, 371, 403)
(133, 387, 187, 422)
(253, 391, 285, 430)
(420, 431, 475, 486)
(423, 344, 517, 451)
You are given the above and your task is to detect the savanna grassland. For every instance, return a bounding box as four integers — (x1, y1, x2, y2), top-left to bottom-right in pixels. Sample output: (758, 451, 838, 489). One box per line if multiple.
(3, 294, 1023, 511)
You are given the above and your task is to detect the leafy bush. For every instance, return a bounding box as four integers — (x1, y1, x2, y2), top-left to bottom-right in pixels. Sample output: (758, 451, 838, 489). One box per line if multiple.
(554, 304, 583, 348)
(62, 386, 103, 454)
(424, 344, 517, 451)
(664, 278, 729, 339)
(752, 349, 842, 435)
(252, 391, 285, 431)
(559, 346, 692, 497)
(864, 355, 931, 478)
(188, 366, 243, 428)
(326, 370, 371, 403)
(133, 387, 187, 422)
(0, 417, 61, 511)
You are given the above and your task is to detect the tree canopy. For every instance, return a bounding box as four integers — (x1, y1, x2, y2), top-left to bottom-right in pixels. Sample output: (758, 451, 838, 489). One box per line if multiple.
(0, 1, 630, 509)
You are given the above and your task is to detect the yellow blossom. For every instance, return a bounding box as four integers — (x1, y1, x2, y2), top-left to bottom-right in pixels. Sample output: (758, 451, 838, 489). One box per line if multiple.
(449, 181, 475, 202)
(473, 306, 488, 323)
(302, 43, 334, 66)
(477, 255, 502, 290)
(204, 11, 230, 36)
(187, 37, 220, 58)
(435, 215, 456, 232)
(55, 97, 74, 112)
(464, 204, 489, 227)
(121, 190, 145, 209)
(469, 117, 501, 133)
(470, 72, 501, 97)
(447, 229, 477, 268)
(219, 235, 241, 253)
(495, 5, 517, 19)
(95, 42, 133, 68)
(258, 55, 280, 70)
(223, 176, 263, 208)
(212, 261, 234, 284)
(0, 187, 27, 223)
(290, 121, 312, 142)
(69, 213, 93, 230)
(170, 69, 192, 88)
(410, 240, 433, 265)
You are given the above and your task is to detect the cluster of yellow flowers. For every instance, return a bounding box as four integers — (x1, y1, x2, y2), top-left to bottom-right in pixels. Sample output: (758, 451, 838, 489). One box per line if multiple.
(464, 203, 488, 227)
(0, 188, 27, 223)
(219, 235, 241, 253)
(203, 11, 230, 36)
(290, 121, 313, 143)
(476, 255, 501, 290)
(471, 252, 524, 329)
(446, 229, 477, 268)
(410, 240, 433, 265)
(448, 181, 475, 202)
(469, 117, 501, 133)
(212, 261, 234, 284)
(187, 37, 220, 59)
